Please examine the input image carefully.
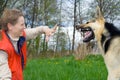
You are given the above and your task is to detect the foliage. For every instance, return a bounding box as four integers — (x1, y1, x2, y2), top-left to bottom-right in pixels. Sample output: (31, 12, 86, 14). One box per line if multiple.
(27, 36, 41, 57)
(89, 0, 120, 22)
(0, 0, 8, 16)
(1, 0, 120, 56)
(52, 27, 68, 52)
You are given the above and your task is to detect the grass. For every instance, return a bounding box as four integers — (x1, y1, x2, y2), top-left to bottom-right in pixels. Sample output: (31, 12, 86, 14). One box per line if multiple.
(23, 55, 108, 80)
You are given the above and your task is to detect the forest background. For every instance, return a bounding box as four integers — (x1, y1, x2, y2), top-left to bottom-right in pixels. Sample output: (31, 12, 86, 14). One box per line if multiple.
(0, 0, 120, 59)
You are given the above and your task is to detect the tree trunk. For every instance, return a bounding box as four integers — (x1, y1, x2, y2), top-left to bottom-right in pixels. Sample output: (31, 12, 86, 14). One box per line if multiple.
(55, 0, 62, 52)
(31, 0, 36, 28)
(72, 0, 77, 52)
(43, 0, 48, 52)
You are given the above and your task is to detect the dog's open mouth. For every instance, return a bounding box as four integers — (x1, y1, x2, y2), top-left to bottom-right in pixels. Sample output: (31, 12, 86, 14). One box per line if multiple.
(80, 27, 95, 42)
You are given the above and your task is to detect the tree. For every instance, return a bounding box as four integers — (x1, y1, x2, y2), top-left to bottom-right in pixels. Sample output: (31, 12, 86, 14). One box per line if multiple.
(50, 29, 68, 53)
(0, 0, 9, 16)
(90, 0, 120, 22)
(42, 0, 59, 52)
(72, 0, 77, 52)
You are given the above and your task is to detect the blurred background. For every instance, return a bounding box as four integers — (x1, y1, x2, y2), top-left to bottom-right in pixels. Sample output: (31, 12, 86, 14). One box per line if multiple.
(0, 0, 120, 59)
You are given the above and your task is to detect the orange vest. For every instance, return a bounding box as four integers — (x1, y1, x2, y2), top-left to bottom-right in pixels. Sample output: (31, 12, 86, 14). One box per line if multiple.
(0, 30, 27, 80)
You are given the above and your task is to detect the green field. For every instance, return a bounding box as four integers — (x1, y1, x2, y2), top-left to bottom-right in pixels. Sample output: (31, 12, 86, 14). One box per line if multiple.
(24, 55, 108, 80)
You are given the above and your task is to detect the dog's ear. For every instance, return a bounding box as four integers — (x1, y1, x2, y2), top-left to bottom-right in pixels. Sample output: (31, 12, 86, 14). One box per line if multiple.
(95, 6, 104, 20)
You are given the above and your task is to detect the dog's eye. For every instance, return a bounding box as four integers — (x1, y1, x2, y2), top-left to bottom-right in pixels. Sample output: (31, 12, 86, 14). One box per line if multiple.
(86, 22, 89, 24)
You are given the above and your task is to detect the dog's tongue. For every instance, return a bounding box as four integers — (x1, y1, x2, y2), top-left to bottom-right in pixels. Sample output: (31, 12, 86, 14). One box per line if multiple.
(83, 31, 92, 42)
(84, 31, 92, 38)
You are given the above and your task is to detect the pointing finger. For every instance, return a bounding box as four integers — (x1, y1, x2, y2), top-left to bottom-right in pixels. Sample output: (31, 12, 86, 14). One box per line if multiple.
(53, 24, 58, 29)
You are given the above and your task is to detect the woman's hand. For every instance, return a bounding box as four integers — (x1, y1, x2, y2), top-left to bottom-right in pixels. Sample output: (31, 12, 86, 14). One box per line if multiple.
(43, 24, 58, 42)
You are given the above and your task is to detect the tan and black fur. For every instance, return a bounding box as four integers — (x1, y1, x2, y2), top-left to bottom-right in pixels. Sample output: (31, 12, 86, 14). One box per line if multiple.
(76, 7, 120, 80)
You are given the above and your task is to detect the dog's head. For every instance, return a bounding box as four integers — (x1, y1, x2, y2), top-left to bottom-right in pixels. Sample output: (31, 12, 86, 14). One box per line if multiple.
(76, 6, 105, 42)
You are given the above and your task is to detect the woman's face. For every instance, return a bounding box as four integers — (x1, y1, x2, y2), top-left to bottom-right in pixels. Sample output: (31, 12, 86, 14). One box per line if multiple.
(9, 16, 25, 37)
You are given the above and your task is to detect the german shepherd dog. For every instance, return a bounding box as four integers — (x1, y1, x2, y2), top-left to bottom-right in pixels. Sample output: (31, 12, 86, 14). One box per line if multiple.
(76, 7, 120, 80)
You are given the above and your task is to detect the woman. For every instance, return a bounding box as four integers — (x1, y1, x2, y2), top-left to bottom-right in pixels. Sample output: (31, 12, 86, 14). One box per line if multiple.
(0, 9, 57, 80)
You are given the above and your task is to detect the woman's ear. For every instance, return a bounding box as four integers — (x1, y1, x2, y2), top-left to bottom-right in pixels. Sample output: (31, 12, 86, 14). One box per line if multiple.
(7, 23, 12, 30)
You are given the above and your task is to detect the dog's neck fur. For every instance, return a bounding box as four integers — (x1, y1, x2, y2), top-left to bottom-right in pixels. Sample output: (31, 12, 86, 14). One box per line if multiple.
(101, 22, 120, 53)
